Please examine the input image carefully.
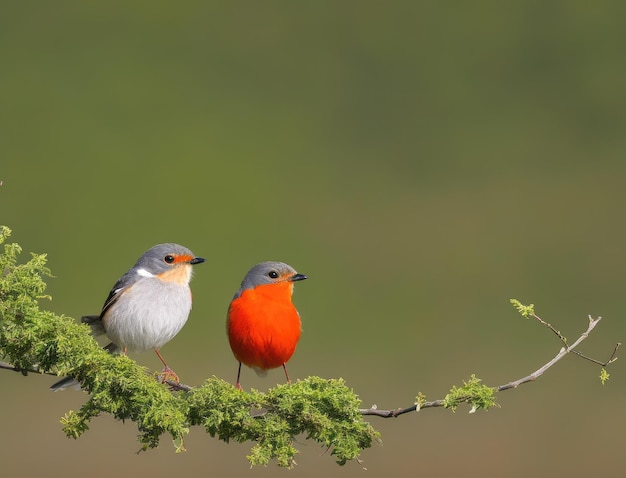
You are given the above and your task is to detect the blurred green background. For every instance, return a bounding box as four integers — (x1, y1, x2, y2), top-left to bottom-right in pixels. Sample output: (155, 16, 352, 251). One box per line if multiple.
(1, 2, 625, 477)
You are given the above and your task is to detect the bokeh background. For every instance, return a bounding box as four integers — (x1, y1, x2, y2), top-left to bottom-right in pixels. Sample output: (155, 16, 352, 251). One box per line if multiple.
(1, 2, 625, 477)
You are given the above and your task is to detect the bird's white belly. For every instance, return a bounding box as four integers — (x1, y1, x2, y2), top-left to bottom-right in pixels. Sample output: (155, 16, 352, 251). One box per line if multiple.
(103, 279, 192, 353)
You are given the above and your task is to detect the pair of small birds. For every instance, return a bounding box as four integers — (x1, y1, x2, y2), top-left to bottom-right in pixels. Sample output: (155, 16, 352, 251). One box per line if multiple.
(51, 243, 307, 391)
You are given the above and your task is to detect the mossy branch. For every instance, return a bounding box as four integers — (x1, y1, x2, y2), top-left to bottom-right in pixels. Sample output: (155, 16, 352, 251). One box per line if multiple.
(0, 227, 618, 466)
(0, 226, 378, 467)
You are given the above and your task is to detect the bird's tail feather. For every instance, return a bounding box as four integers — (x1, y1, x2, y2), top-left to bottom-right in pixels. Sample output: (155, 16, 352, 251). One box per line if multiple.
(252, 366, 268, 377)
(81, 315, 106, 336)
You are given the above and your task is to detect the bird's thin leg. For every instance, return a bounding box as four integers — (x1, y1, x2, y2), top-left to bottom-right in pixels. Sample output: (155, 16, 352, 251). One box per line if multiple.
(154, 349, 179, 383)
(235, 362, 243, 390)
(282, 363, 291, 384)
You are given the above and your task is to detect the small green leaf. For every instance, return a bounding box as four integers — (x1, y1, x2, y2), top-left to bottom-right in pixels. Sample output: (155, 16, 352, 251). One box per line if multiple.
(510, 298, 535, 318)
(415, 392, 427, 410)
(600, 368, 610, 385)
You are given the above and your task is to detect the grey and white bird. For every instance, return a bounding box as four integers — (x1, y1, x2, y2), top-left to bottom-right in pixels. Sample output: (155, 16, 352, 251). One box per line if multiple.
(51, 243, 205, 391)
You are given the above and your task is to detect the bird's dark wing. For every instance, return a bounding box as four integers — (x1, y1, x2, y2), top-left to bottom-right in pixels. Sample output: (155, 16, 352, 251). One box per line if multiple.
(80, 271, 136, 335)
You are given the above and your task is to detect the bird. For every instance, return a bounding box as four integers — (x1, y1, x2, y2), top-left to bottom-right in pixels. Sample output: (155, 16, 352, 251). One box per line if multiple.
(226, 261, 307, 389)
(50, 243, 205, 391)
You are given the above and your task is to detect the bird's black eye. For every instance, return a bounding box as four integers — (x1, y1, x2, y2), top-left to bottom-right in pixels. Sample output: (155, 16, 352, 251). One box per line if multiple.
(164, 255, 175, 264)
(268, 270, 279, 279)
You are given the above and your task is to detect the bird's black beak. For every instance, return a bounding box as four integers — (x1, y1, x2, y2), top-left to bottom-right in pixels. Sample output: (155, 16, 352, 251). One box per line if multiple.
(190, 257, 206, 265)
(290, 273, 307, 282)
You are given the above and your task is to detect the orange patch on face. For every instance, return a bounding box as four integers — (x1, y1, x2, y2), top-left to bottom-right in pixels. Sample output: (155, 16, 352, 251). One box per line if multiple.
(157, 264, 193, 284)
(172, 254, 194, 264)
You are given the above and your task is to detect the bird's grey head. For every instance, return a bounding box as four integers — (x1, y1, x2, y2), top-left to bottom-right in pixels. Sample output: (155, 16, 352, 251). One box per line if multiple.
(238, 261, 307, 293)
(133, 243, 206, 276)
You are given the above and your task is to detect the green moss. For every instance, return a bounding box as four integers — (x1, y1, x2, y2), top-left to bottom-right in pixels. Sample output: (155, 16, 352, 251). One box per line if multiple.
(443, 374, 498, 413)
(183, 376, 380, 467)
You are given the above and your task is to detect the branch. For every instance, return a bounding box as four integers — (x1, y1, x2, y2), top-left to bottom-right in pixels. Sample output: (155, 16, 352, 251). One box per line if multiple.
(0, 360, 48, 376)
(498, 315, 604, 391)
(359, 304, 619, 418)
(0, 360, 198, 391)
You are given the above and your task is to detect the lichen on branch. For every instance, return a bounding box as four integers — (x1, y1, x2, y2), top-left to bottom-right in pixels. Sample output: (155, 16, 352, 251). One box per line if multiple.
(442, 374, 498, 413)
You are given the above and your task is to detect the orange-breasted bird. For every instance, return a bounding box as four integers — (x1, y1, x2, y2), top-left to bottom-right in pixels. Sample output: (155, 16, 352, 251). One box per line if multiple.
(51, 243, 205, 390)
(226, 261, 307, 389)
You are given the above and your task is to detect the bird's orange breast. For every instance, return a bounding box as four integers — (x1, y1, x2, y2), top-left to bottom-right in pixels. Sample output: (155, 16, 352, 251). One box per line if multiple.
(157, 264, 193, 285)
(227, 282, 301, 371)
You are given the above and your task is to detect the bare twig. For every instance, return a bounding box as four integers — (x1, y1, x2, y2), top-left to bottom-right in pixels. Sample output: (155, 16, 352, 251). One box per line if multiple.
(358, 401, 445, 418)
(164, 379, 193, 392)
(570, 341, 620, 366)
(360, 314, 617, 417)
(497, 315, 602, 391)
(530, 311, 568, 345)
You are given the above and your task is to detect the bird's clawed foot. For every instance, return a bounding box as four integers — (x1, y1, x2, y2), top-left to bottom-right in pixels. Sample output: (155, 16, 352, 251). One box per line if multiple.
(158, 365, 180, 384)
